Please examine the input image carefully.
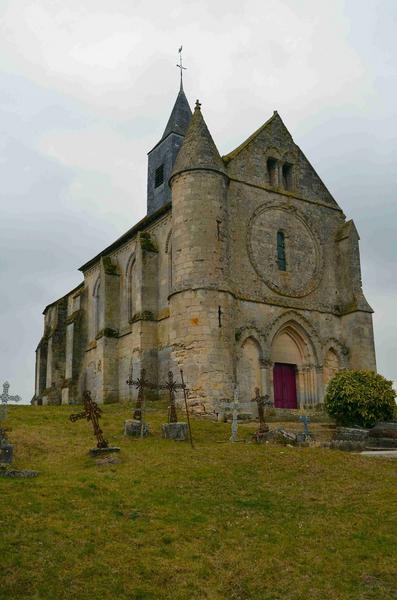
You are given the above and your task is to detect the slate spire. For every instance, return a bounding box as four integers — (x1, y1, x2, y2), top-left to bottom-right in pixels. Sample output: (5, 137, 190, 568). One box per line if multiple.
(160, 88, 192, 142)
(171, 100, 226, 180)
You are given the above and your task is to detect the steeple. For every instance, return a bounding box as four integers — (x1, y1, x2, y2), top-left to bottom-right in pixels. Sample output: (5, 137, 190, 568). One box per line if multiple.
(146, 87, 192, 215)
(171, 100, 226, 180)
(160, 89, 192, 142)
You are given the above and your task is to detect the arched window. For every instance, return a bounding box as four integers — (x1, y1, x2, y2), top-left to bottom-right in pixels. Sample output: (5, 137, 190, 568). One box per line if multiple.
(282, 163, 293, 190)
(165, 230, 173, 296)
(267, 157, 278, 187)
(126, 254, 137, 322)
(277, 231, 287, 271)
(93, 278, 103, 337)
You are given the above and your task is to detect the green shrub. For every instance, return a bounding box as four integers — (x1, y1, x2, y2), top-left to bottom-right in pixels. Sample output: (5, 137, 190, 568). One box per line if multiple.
(324, 370, 396, 427)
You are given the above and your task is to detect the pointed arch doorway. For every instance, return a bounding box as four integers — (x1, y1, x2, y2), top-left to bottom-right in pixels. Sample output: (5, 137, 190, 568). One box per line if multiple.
(271, 326, 315, 409)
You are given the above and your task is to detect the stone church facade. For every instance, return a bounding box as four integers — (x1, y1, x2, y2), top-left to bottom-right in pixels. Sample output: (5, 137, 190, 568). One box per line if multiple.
(33, 85, 376, 409)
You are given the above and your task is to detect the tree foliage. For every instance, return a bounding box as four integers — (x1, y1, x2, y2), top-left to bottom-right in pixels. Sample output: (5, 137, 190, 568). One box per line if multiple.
(324, 370, 396, 427)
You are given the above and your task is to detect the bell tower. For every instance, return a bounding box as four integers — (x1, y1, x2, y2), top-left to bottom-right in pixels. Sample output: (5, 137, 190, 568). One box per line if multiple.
(147, 83, 192, 215)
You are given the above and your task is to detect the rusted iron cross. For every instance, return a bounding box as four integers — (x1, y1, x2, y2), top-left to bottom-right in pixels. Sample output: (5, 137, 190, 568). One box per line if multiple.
(252, 387, 273, 432)
(69, 390, 108, 449)
(0, 381, 21, 421)
(159, 371, 184, 423)
(126, 366, 156, 422)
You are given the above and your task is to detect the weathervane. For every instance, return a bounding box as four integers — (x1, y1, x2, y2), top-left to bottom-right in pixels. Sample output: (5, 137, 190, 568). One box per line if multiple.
(176, 45, 186, 90)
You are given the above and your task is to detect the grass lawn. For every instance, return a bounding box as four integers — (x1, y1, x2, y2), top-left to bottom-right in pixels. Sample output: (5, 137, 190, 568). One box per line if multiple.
(1, 403, 396, 600)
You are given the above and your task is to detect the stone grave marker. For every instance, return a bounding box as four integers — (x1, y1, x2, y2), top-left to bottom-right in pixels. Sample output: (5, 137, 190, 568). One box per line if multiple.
(297, 414, 314, 444)
(0, 381, 21, 421)
(0, 383, 38, 477)
(219, 387, 253, 442)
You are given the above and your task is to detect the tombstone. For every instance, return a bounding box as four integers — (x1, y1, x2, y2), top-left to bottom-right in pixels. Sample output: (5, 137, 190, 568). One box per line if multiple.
(70, 390, 120, 457)
(367, 422, 397, 448)
(0, 382, 19, 465)
(218, 386, 253, 442)
(0, 384, 38, 477)
(0, 428, 13, 465)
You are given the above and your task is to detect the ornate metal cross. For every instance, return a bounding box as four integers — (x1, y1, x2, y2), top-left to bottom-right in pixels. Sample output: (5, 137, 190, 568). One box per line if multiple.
(69, 391, 108, 449)
(299, 415, 311, 437)
(160, 371, 184, 423)
(0, 381, 21, 421)
(252, 387, 273, 432)
(126, 365, 157, 437)
(220, 386, 253, 442)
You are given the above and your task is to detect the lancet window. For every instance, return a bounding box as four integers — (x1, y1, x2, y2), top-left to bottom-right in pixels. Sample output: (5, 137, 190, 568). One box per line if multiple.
(277, 230, 287, 271)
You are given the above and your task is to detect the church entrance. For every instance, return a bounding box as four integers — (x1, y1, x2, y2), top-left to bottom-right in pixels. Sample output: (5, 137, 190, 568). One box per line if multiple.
(273, 363, 297, 409)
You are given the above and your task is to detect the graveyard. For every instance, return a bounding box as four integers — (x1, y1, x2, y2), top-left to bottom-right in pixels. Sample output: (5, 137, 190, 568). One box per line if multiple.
(1, 401, 397, 600)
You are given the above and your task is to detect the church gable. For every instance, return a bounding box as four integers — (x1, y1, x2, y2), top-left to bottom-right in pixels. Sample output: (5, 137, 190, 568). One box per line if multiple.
(223, 112, 340, 209)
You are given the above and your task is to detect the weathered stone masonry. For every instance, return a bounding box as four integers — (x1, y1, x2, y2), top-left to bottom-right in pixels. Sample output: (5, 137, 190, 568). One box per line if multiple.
(33, 88, 376, 409)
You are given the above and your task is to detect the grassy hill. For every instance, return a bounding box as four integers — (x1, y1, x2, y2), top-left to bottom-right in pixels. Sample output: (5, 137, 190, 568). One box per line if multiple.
(1, 403, 396, 600)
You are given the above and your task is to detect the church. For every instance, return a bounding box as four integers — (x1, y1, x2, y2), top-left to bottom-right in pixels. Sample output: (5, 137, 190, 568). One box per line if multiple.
(33, 79, 376, 410)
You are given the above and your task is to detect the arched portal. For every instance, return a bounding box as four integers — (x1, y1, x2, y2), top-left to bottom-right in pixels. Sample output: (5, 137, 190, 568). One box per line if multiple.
(237, 337, 262, 403)
(270, 323, 319, 408)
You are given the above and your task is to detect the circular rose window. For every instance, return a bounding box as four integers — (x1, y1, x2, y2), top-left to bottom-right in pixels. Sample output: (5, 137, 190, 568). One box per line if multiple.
(248, 205, 322, 297)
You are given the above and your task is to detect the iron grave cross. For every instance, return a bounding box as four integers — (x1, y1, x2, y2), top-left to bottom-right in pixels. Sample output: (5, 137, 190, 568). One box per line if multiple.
(70, 390, 108, 449)
(160, 371, 184, 423)
(252, 387, 273, 433)
(126, 366, 156, 435)
(0, 381, 21, 421)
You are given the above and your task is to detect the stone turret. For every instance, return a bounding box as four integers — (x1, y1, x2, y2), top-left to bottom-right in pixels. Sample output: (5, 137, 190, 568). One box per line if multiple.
(147, 86, 192, 215)
(169, 101, 234, 407)
(170, 101, 229, 291)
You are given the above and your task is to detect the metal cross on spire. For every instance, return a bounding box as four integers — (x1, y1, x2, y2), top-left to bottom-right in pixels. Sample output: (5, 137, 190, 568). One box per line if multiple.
(0, 381, 21, 421)
(176, 45, 187, 90)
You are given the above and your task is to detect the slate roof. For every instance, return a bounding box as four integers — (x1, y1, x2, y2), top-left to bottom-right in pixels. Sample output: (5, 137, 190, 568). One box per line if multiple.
(160, 88, 192, 142)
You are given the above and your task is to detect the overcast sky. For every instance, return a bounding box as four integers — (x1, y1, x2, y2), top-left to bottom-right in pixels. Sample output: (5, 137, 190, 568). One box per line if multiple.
(1, 0, 396, 403)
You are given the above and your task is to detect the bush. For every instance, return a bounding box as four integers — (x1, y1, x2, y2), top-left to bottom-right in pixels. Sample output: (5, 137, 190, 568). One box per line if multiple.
(324, 370, 396, 428)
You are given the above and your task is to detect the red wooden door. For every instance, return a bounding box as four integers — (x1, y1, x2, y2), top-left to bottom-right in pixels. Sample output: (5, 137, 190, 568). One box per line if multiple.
(273, 363, 297, 409)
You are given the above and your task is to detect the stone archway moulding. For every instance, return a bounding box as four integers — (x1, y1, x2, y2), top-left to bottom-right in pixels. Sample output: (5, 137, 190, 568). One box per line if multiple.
(263, 310, 322, 367)
(322, 337, 349, 369)
(235, 326, 266, 359)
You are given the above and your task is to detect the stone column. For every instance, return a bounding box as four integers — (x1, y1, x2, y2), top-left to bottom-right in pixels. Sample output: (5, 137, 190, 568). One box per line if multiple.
(316, 366, 324, 405)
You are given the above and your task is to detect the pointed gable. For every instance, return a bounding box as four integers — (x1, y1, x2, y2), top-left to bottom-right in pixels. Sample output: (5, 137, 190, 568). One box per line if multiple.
(223, 111, 340, 209)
